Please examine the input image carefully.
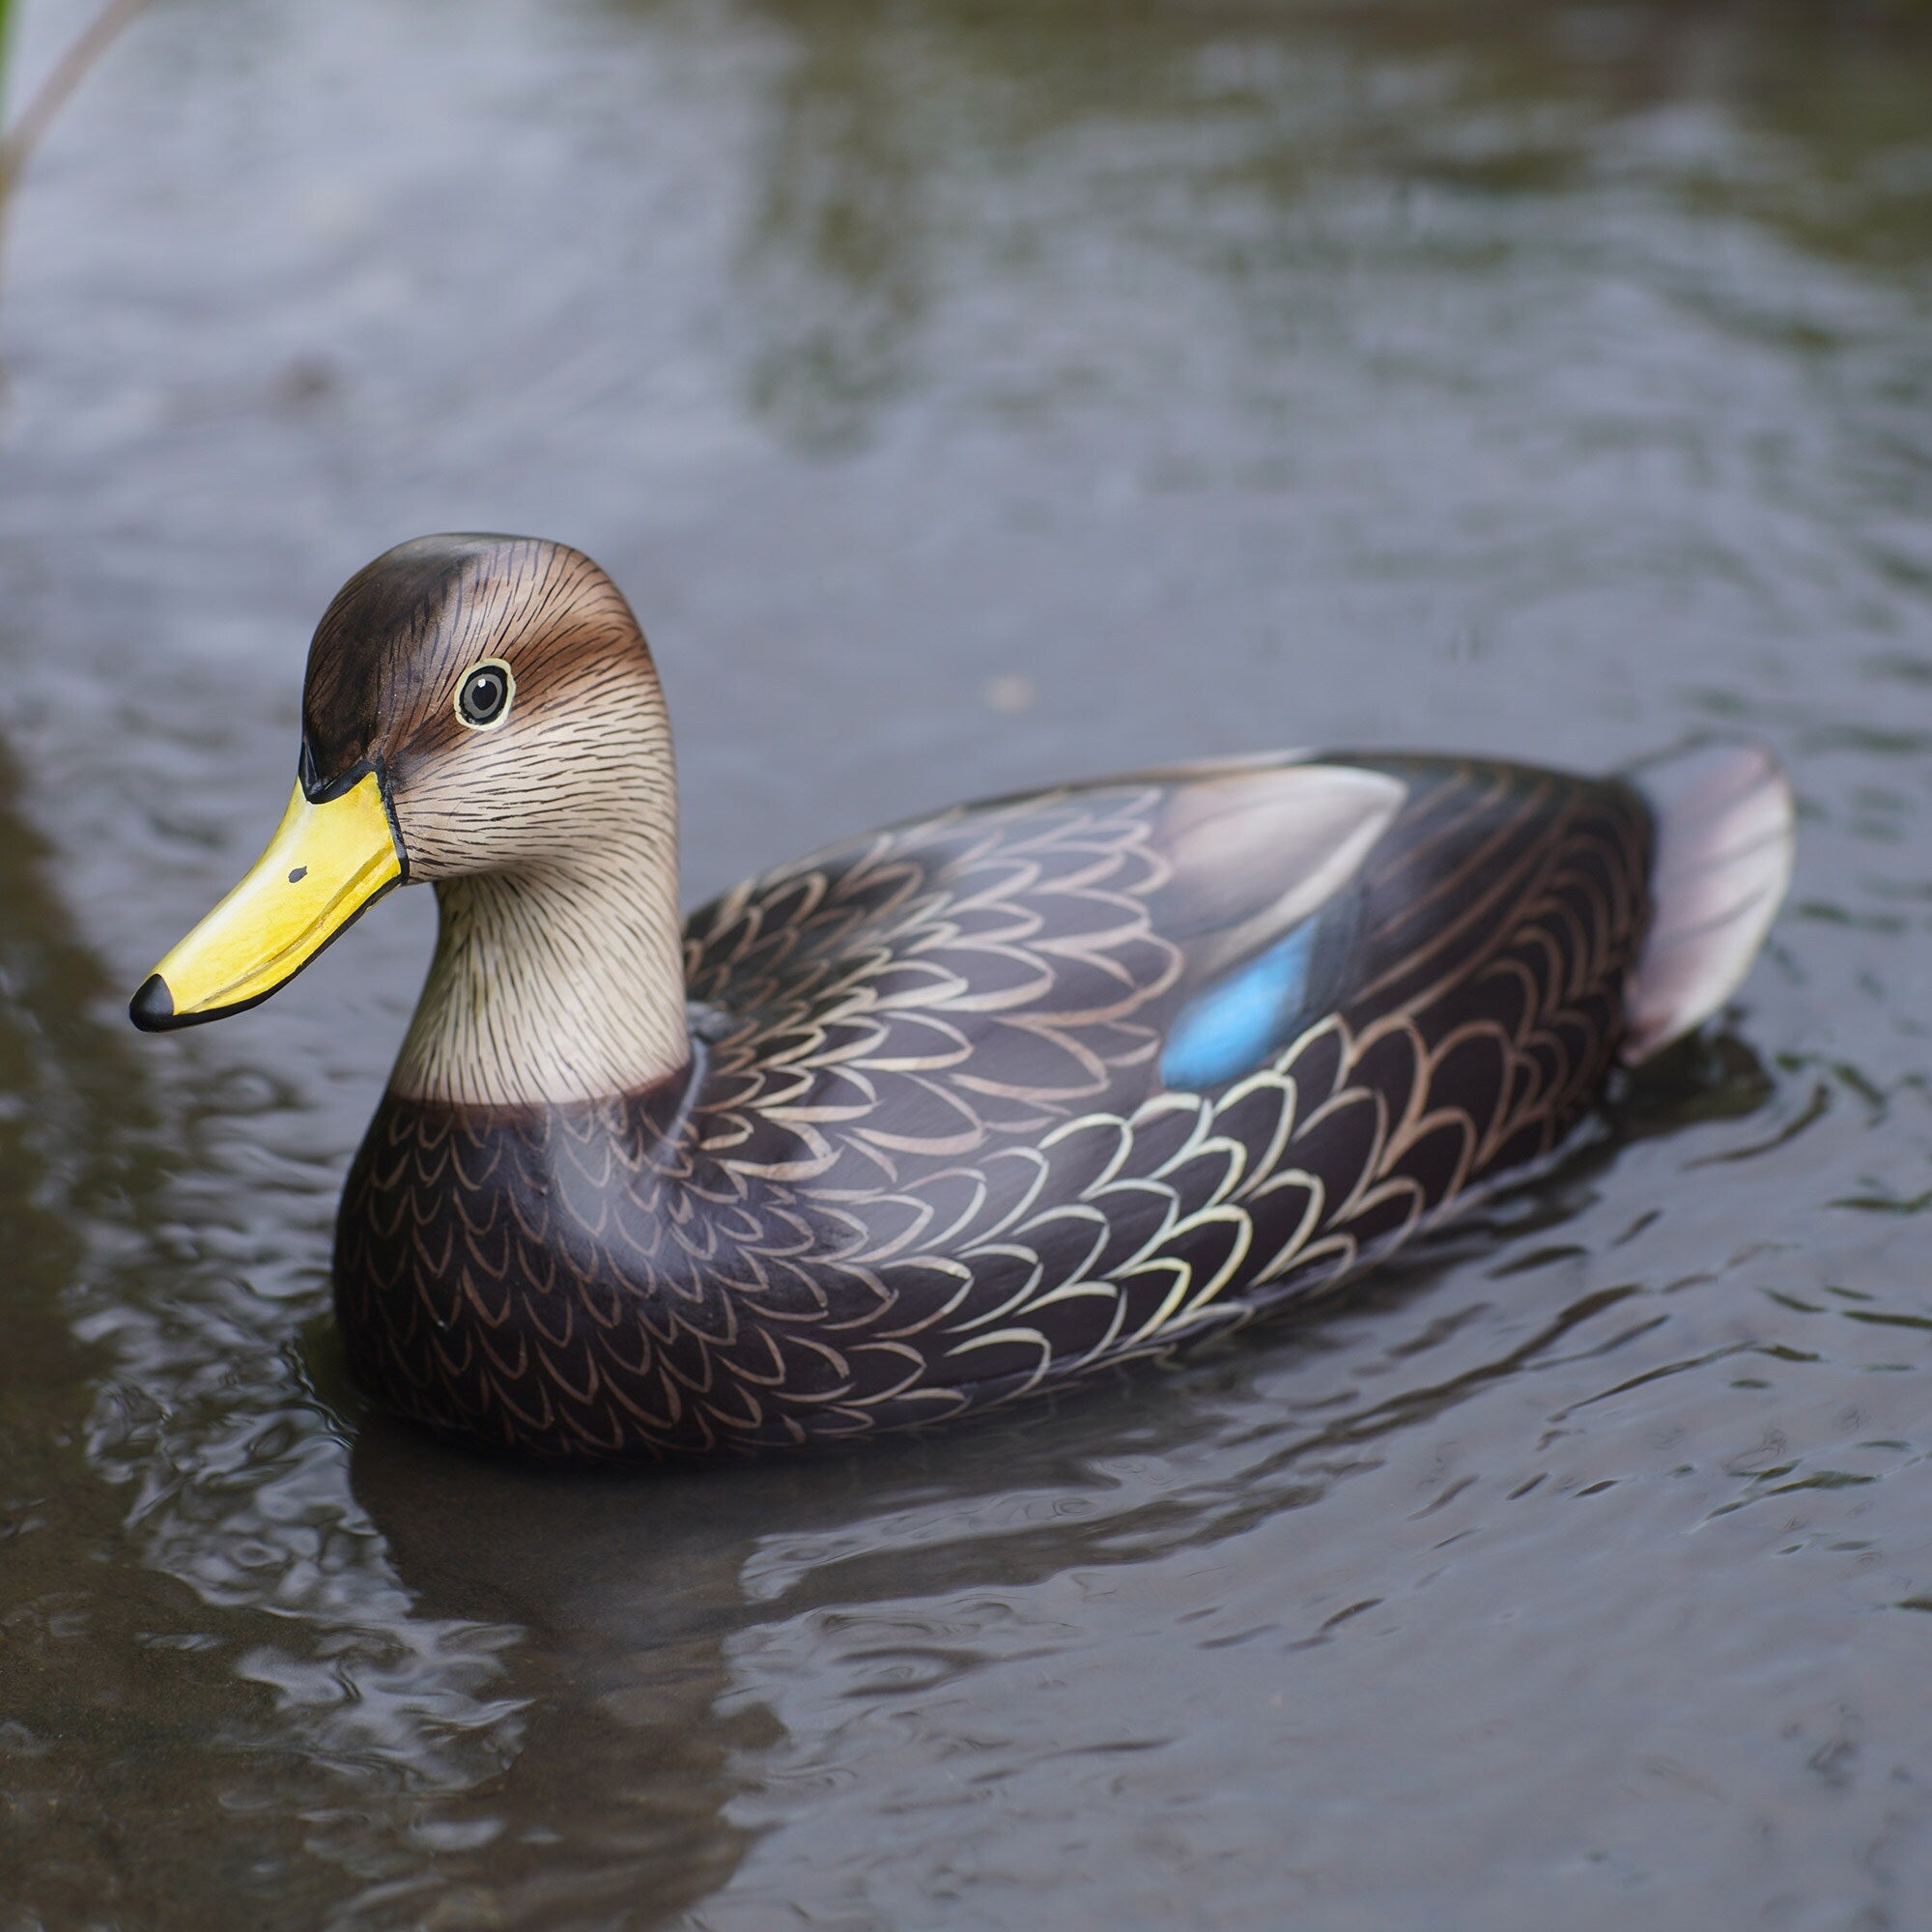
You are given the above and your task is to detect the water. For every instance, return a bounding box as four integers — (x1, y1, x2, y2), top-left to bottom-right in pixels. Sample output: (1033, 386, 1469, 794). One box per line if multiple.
(1, 1, 1930, 1925)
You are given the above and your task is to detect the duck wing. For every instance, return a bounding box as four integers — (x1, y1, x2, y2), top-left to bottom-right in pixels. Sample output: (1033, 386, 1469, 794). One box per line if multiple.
(682, 754, 1651, 1189)
(683, 775, 1184, 1191)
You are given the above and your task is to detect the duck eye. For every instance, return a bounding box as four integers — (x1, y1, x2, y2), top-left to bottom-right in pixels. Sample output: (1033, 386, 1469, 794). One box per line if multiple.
(455, 659, 514, 730)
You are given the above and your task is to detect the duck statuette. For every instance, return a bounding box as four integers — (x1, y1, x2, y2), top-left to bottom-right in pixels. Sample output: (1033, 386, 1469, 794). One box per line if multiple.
(132, 535, 1795, 1462)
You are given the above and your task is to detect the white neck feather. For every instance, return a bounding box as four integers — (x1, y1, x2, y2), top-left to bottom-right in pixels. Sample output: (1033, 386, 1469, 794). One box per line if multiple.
(390, 840, 691, 1109)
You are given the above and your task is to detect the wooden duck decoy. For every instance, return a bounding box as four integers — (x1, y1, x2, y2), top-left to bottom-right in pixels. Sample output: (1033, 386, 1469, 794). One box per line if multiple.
(131, 536, 1795, 1462)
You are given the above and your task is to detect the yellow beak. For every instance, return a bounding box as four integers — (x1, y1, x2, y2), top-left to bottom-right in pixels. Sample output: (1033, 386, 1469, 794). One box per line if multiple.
(129, 769, 404, 1031)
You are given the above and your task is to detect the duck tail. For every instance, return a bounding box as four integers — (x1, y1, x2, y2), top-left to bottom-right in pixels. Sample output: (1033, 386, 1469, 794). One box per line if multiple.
(1620, 740, 1795, 1065)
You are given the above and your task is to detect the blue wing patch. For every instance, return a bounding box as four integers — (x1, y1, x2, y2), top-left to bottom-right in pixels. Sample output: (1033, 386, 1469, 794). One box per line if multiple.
(1161, 919, 1323, 1092)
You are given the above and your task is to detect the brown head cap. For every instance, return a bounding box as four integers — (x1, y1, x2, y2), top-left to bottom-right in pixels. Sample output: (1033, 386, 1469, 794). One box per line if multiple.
(300, 534, 654, 803)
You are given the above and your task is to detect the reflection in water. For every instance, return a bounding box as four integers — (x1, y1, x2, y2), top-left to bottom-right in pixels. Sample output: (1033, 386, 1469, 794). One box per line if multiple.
(0, 727, 525, 1921)
(0, 732, 324, 1918)
(727, 0, 1932, 456)
(737, 3, 928, 453)
(2, 0, 1931, 1924)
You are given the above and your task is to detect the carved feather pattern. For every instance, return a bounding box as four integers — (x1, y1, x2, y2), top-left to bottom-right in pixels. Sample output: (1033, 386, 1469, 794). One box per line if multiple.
(333, 754, 1655, 1460)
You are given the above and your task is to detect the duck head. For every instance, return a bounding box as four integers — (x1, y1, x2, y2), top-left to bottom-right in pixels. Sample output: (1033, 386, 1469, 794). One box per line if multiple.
(131, 534, 692, 1108)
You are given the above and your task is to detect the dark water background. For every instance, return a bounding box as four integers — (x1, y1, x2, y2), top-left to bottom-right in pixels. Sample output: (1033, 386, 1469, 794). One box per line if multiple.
(3, 1, 1931, 1926)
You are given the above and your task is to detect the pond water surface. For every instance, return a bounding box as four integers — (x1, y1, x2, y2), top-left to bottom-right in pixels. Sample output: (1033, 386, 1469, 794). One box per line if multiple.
(3, 2, 1932, 1927)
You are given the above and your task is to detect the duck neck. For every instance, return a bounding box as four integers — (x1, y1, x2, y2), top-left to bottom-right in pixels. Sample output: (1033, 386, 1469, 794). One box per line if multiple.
(389, 829, 691, 1111)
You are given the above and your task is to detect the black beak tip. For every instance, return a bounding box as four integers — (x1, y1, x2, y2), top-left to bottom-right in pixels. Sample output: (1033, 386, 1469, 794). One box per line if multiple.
(129, 973, 177, 1033)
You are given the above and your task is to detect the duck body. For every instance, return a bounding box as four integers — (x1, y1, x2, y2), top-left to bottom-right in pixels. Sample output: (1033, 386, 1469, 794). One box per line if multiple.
(336, 749, 1760, 1461)
(132, 537, 1795, 1463)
